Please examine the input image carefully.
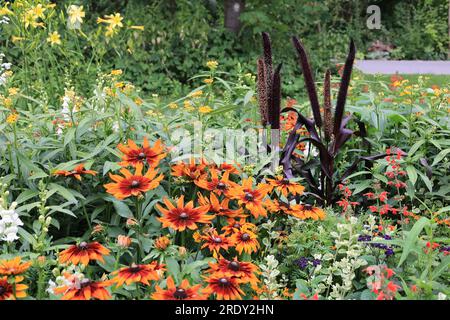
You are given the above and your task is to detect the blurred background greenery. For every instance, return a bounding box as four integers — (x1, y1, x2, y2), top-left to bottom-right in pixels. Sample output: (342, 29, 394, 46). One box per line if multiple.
(1, 0, 449, 98)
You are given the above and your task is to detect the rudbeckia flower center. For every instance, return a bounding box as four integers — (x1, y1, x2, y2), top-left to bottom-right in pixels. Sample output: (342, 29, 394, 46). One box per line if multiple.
(213, 237, 222, 243)
(179, 212, 189, 220)
(131, 180, 140, 188)
(281, 178, 290, 184)
(228, 261, 240, 271)
(174, 288, 187, 299)
(241, 233, 250, 241)
(79, 278, 91, 288)
(304, 204, 313, 210)
(219, 278, 229, 285)
(244, 192, 254, 201)
(79, 242, 88, 249)
(129, 265, 142, 273)
(137, 152, 146, 160)
(217, 182, 226, 189)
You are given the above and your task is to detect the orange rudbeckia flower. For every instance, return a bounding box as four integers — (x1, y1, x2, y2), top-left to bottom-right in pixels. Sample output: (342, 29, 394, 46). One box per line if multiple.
(171, 158, 208, 181)
(199, 228, 232, 258)
(227, 178, 271, 218)
(204, 274, 244, 300)
(104, 162, 163, 200)
(54, 163, 97, 181)
(266, 176, 305, 197)
(0, 257, 31, 276)
(208, 258, 260, 288)
(216, 163, 240, 174)
(264, 198, 298, 215)
(111, 262, 165, 287)
(0, 276, 28, 300)
(195, 170, 238, 195)
(230, 228, 259, 255)
(59, 241, 110, 266)
(156, 196, 214, 231)
(54, 279, 111, 300)
(221, 218, 256, 236)
(117, 137, 166, 168)
(198, 192, 244, 218)
(290, 204, 326, 220)
(152, 276, 206, 300)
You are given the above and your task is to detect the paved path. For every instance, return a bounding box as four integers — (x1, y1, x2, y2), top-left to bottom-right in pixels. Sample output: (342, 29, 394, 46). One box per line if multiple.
(355, 60, 450, 75)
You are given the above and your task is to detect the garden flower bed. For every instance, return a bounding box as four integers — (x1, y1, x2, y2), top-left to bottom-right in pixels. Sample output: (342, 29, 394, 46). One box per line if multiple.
(0, 1, 449, 302)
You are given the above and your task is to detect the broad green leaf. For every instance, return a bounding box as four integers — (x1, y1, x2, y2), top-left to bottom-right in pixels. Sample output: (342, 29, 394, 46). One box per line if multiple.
(112, 200, 133, 218)
(431, 256, 450, 280)
(406, 165, 418, 185)
(398, 217, 430, 267)
(15, 190, 39, 205)
(417, 171, 433, 192)
(431, 148, 450, 167)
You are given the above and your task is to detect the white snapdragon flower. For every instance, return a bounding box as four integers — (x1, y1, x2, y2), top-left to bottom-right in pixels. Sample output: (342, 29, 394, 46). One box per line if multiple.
(0, 201, 23, 243)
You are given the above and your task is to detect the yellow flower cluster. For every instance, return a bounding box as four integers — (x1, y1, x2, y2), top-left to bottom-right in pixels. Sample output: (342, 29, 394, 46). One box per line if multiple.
(198, 105, 213, 114)
(97, 13, 123, 37)
(189, 90, 203, 98)
(6, 113, 19, 124)
(23, 4, 46, 28)
(206, 60, 218, 70)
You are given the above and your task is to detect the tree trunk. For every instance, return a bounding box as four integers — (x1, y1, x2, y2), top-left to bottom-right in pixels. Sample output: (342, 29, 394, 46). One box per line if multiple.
(224, 0, 245, 33)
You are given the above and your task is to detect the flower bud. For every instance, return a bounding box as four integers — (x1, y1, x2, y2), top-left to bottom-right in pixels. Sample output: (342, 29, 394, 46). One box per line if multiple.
(178, 246, 187, 256)
(154, 236, 170, 251)
(117, 235, 131, 248)
(126, 218, 138, 227)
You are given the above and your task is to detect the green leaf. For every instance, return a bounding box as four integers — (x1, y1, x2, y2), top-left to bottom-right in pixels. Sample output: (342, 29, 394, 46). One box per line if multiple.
(48, 183, 81, 204)
(417, 171, 433, 192)
(408, 140, 425, 157)
(17, 227, 37, 246)
(431, 148, 450, 166)
(165, 257, 180, 281)
(64, 127, 76, 147)
(111, 200, 133, 218)
(406, 165, 418, 185)
(15, 190, 39, 205)
(103, 161, 122, 176)
(397, 217, 430, 267)
(431, 256, 450, 280)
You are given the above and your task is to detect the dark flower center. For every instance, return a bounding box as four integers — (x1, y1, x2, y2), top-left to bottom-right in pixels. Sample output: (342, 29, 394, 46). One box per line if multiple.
(173, 288, 188, 299)
(0, 285, 6, 295)
(219, 278, 229, 286)
(80, 279, 92, 288)
(213, 237, 222, 243)
(129, 266, 142, 273)
(241, 233, 250, 241)
(79, 242, 88, 249)
(244, 192, 254, 201)
(304, 204, 313, 210)
(179, 212, 189, 220)
(137, 152, 146, 160)
(281, 178, 290, 185)
(131, 180, 140, 188)
(217, 182, 226, 189)
(228, 261, 240, 271)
